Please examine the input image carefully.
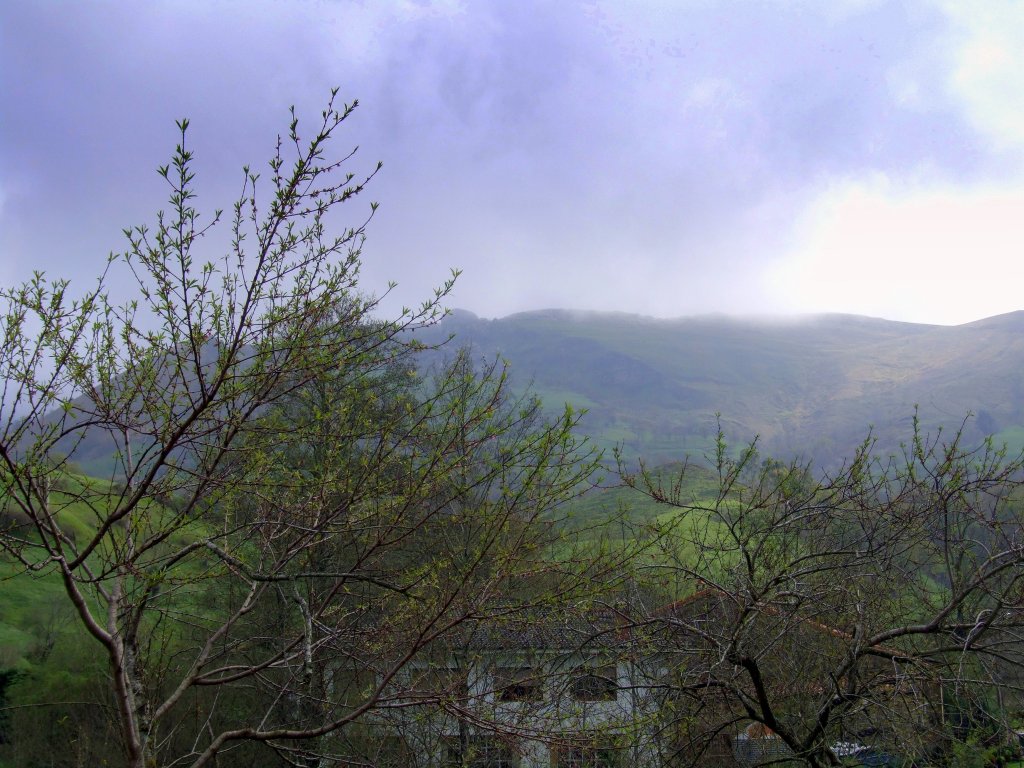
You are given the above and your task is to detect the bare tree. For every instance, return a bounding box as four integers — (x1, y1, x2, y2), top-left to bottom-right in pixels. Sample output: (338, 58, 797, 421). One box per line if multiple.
(0, 94, 606, 767)
(623, 418, 1024, 767)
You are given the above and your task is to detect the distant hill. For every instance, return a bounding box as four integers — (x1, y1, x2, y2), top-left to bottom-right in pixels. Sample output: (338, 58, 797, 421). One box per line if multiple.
(35, 309, 1024, 475)
(415, 308, 1024, 466)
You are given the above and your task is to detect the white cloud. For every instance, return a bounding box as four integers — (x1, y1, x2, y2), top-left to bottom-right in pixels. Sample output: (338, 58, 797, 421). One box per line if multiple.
(936, 0, 1024, 149)
(764, 1, 1024, 326)
(768, 175, 1024, 324)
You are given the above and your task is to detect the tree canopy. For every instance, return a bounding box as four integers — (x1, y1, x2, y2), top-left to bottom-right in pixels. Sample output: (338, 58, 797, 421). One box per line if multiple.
(0, 93, 610, 767)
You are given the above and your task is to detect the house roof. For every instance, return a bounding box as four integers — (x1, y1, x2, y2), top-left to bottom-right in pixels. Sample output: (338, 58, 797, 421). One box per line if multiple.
(651, 587, 920, 663)
(460, 605, 630, 652)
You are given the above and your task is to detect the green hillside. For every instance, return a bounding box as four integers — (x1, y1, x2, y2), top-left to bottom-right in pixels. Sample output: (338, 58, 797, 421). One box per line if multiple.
(43, 309, 1024, 476)
(0, 472, 191, 668)
(420, 308, 1024, 466)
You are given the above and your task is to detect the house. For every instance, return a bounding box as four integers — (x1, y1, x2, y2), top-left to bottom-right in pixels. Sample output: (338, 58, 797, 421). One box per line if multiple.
(364, 606, 662, 767)
(356, 591, 950, 767)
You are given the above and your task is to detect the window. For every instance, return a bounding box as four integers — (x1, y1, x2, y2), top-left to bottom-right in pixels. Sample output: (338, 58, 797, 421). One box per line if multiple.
(445, 735, 519, 768)
(570, 663, 617, 701)
(496, 667, 543, 702)
(551, 742, 619, 768)
(409, 665, 469, 702)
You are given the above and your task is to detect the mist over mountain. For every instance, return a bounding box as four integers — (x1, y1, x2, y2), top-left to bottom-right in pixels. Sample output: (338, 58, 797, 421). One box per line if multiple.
(44, 308, 1024, 476)
(417, 308, 1024, 466)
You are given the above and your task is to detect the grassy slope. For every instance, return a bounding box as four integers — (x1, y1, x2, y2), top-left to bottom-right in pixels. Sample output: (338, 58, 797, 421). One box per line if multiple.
(0, 455, 726, 662)
(0, 473, 189, 666)
(559, 462, 732, 599)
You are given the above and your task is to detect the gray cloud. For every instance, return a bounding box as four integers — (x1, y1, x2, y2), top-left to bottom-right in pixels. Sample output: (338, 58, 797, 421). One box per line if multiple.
(0, 0, 1013, 319)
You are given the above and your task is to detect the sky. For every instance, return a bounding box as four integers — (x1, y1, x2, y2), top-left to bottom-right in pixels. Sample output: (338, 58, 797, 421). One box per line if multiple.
(2, 0, 1024, 326)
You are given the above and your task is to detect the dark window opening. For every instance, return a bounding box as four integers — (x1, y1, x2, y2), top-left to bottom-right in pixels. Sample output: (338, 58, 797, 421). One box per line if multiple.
(497, 667, 543, 702)
(410, 666, 469, 702)
(570, 664, 617, 701)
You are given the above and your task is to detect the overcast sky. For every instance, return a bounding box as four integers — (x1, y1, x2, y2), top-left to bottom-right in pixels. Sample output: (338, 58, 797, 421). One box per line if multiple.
(3, 1, 1024, 325)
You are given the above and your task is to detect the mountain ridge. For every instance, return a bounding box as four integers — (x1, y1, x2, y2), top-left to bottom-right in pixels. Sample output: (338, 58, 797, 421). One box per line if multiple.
(422, 307, 1024, 465)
